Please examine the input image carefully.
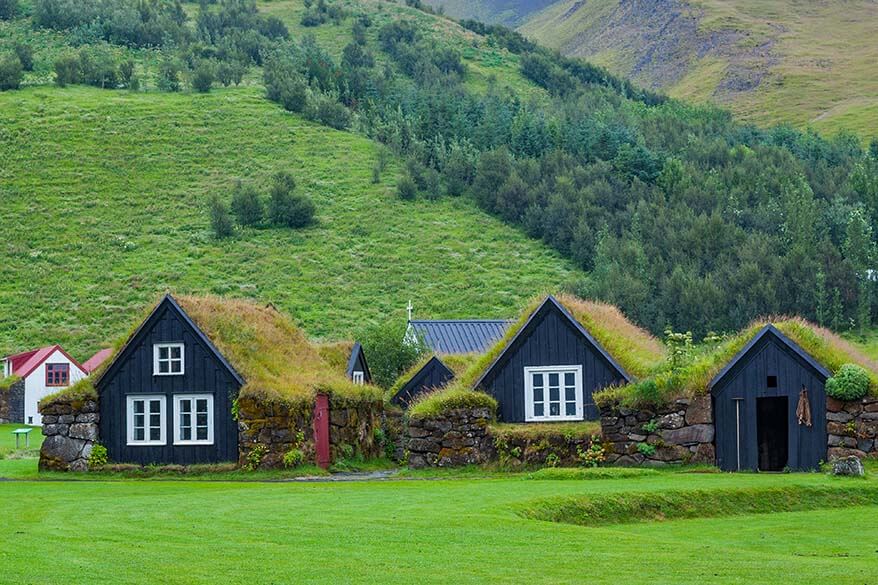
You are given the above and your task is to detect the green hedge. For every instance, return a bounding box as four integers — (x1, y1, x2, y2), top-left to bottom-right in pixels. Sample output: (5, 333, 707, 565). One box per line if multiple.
(826, 364, 871, 401)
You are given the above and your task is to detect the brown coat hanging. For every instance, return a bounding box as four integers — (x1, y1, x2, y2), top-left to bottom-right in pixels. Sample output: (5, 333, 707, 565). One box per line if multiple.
(796, 388, 812, 427)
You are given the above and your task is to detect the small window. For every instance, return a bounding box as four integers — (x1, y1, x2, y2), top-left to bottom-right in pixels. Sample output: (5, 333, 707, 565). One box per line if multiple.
(352, 371, 365, 385)
(767, 375, 778, 388)
(45, 363, 70, 386)
(524, 366, 583, 422)
(154, 343, 184, 376)
(127, 396, 166, 446)
(173, 394, 214, 445)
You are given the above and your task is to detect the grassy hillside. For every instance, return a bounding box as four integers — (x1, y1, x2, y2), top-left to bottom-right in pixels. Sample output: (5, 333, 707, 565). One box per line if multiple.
(517, 0, 878, 139)
(423, 0, 556, 26)
(0, 86, 576, 358)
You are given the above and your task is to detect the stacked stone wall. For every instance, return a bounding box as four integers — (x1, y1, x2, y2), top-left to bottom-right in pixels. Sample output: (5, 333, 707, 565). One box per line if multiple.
(39, 397, 100, 471)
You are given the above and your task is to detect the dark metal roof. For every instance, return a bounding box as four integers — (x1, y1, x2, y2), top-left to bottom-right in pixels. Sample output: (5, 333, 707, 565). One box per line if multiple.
(708, 324, 831, 390)
(345, 342, 371, 380)
(408, 319, 512, 355)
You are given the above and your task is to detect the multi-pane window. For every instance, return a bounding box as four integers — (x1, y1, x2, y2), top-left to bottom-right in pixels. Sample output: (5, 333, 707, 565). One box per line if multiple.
(45, 363, 70, 386)
(127, 396, 166, 445)
(154, 343, 184, 375)
(174, 395, 214, 445)
(524, 366, 582, 422)
(352, 371, 365, 385)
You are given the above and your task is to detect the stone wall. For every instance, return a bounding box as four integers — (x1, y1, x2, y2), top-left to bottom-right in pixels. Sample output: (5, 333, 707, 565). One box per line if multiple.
(491, 426, 602, 467)
(600, 396, 715, 466)
(39, 397, 100, 472)
(406, 407, 494, 468)
(0, 378, 25, 424)
(827, 396, 878, 460)
(237, 395, 384, 469)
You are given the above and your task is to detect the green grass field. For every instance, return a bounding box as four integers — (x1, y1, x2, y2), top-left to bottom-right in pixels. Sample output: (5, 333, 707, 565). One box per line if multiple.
(0, 423, 43, 458)
(1, 453, 877, 584)
(0, 85, 576, 359)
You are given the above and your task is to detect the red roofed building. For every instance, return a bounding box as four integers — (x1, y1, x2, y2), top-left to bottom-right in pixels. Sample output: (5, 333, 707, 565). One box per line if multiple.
(2, 345, 88, 425)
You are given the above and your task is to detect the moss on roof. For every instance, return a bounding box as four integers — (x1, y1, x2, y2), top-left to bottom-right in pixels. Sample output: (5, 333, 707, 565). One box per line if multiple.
(407, 386, 497, 419)
(596, 317, 878, 409)
(0, 375, 21, 393)
(41, 377, 98, 409)
(176, 296, 381, 406)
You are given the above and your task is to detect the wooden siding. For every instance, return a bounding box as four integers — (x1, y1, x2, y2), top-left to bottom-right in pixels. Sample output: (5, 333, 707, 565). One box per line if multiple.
(98, 302, 240, 465)
(478, 304, 625, 422)
(351, 350, 370, 383)
(712, 334, 827, 471)
(391, 357, 454, 407)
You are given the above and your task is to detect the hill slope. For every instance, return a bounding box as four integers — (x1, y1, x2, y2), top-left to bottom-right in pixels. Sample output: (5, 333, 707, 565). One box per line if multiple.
(520, 0, 878, 138)
(0, 86, 576, 358)
(423, 0, 555, 26)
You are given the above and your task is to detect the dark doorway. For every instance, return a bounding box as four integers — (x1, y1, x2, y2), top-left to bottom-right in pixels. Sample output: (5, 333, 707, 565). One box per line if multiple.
(757, 397, 789, 471)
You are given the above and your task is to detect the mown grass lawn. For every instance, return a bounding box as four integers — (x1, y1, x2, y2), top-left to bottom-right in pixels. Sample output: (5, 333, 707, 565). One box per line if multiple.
(0, 423, 42, 459)
(1, 455, 877, 584)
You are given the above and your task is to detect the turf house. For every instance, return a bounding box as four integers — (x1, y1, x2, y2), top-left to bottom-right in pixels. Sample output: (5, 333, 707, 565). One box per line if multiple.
(38, 294, 383, 471)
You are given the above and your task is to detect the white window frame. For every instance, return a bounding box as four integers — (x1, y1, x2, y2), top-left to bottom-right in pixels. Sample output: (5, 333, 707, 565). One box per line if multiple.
(524, 365, 583, 422)
(352, 371, 365, 385)
(173, 394, 214, 446)
(126, 395, 167, 446)
(153, 343, 185, 376)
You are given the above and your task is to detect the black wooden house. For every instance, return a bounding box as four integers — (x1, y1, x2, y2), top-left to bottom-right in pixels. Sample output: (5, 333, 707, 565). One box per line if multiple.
(710, 325, 829, 472)
(474, 296, 630, 422)
(390, 356, 455, 407)
(95, 295, 243, 465)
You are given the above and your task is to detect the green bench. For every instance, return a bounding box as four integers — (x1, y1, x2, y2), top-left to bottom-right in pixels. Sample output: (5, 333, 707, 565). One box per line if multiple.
(12, 427, 33, 449)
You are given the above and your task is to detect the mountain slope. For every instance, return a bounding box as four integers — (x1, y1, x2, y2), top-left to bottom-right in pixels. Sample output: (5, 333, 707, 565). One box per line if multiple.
(423, 0, 556, 26)
(520, 0, 878, 138)
(0, 87, 576, 357)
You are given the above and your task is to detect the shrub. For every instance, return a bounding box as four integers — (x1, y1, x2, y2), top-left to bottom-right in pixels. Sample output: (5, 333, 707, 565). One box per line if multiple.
(191, 60, 215, 93)
(264, 58, 308, 112)
(208, 194, 234, 239)
(245, 444, 268, 471)
(54, 53, 80, 86)
(88, 444, 109, 468)
(0, 0, 18, 19)
(826, 364, 871, 401)
(230, 181, 264, 227)
(636, 442, 656, 457)
(0, 54, 22, 90)
(397, 175, 417, 201)
(13, 43, 33, 72)
(283, 448, 305, 468)
(119, 59, 139, 90)
(358, 320, 425, 389)
(577, 437, 606, 468)
(78, 45, 119, 89)
(157, 58, 182, 92)
(268, 172, 315, 229)
(307, 93, 351, 130)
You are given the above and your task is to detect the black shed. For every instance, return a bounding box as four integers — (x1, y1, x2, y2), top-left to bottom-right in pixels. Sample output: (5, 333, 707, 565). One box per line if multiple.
(473, 296, 630, 422)
(710, 325, 829, 472)
(96, 295, 243, 466)
(390, 356, 455, 407)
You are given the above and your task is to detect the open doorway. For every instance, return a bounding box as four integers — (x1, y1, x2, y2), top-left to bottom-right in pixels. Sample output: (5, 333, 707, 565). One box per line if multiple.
(757, 397, 788, 471)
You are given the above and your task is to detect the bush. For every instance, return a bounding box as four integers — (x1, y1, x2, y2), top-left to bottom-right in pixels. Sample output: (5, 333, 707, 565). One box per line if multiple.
(157, 58, 182, 92)
(208, 194, 234, 239)
(54, 53, 80, 86)
(0, 0, 18, 19)
(358, 320, 425, 389)
(0, 54, 22, 91)
(397, 176, 417, 201)
(264, 58, 308, 112)
(119, 59, 139, 90)
(78, 45, 119, 89)
(88, 444, 109, 468)
(826, 364, 871, 401)
(13, 43, 33, 72)
(191, 60, 215, 93)
(307, 93, 351, 130)
(283, 448, 305, 468)
(230, 181, 264, 227)
(268, 172, 315, 228)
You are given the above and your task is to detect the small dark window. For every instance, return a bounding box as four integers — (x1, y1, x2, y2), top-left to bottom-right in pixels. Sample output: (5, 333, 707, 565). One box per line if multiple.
(767, 375, 778, 388)
(46, 363, 70, 386)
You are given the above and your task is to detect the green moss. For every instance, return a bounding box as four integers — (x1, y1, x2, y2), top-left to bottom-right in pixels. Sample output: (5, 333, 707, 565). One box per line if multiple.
(826, 364, 871, 401)
(40, 378, 98, 410)
(491, 421, 601, 442)
(0, 375, 21, 392)
(407, 387, 497, 419)
(525, 467, 658, 481)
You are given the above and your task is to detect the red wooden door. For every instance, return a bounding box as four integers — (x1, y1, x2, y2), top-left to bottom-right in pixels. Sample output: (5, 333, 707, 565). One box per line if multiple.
(313, 393, 330, 469)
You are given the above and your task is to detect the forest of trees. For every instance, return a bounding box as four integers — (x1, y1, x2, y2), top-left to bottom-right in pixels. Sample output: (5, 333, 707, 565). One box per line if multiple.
(7, 0, 877, 338)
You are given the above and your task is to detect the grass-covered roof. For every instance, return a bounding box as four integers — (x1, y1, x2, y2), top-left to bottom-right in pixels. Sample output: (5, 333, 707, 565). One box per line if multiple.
(597, 317, 878, 408)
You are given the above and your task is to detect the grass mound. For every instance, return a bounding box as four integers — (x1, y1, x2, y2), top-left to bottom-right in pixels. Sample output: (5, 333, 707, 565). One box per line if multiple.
(408, 386, 497, 419)
(519, 484, 878, 526)
(491, 421, 601, 442)
(177, 295, 381, 406)
(0, 375, 21, 392)
(40, 377, 98, 410)
(525, 467, 658, 481)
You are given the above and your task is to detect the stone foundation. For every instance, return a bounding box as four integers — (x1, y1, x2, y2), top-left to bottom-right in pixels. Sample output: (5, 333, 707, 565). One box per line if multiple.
(0, 378, 25, 424)
(237, 395, 384, 469)
(491, 426, 603, 467)
(826, 396, 878, 460)
(406, 408, 494, 468)
(600, 396, 715, 466)
(39, 397, 100, 472)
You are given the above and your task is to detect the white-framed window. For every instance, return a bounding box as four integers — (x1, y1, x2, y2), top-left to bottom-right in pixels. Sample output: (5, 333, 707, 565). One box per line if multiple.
(352, 371, 365, 384)
(153, 343, 184, 376)
(524, 365, 583, 422)
(126, 395, 167, 446)
(173, 394, 214, 445)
